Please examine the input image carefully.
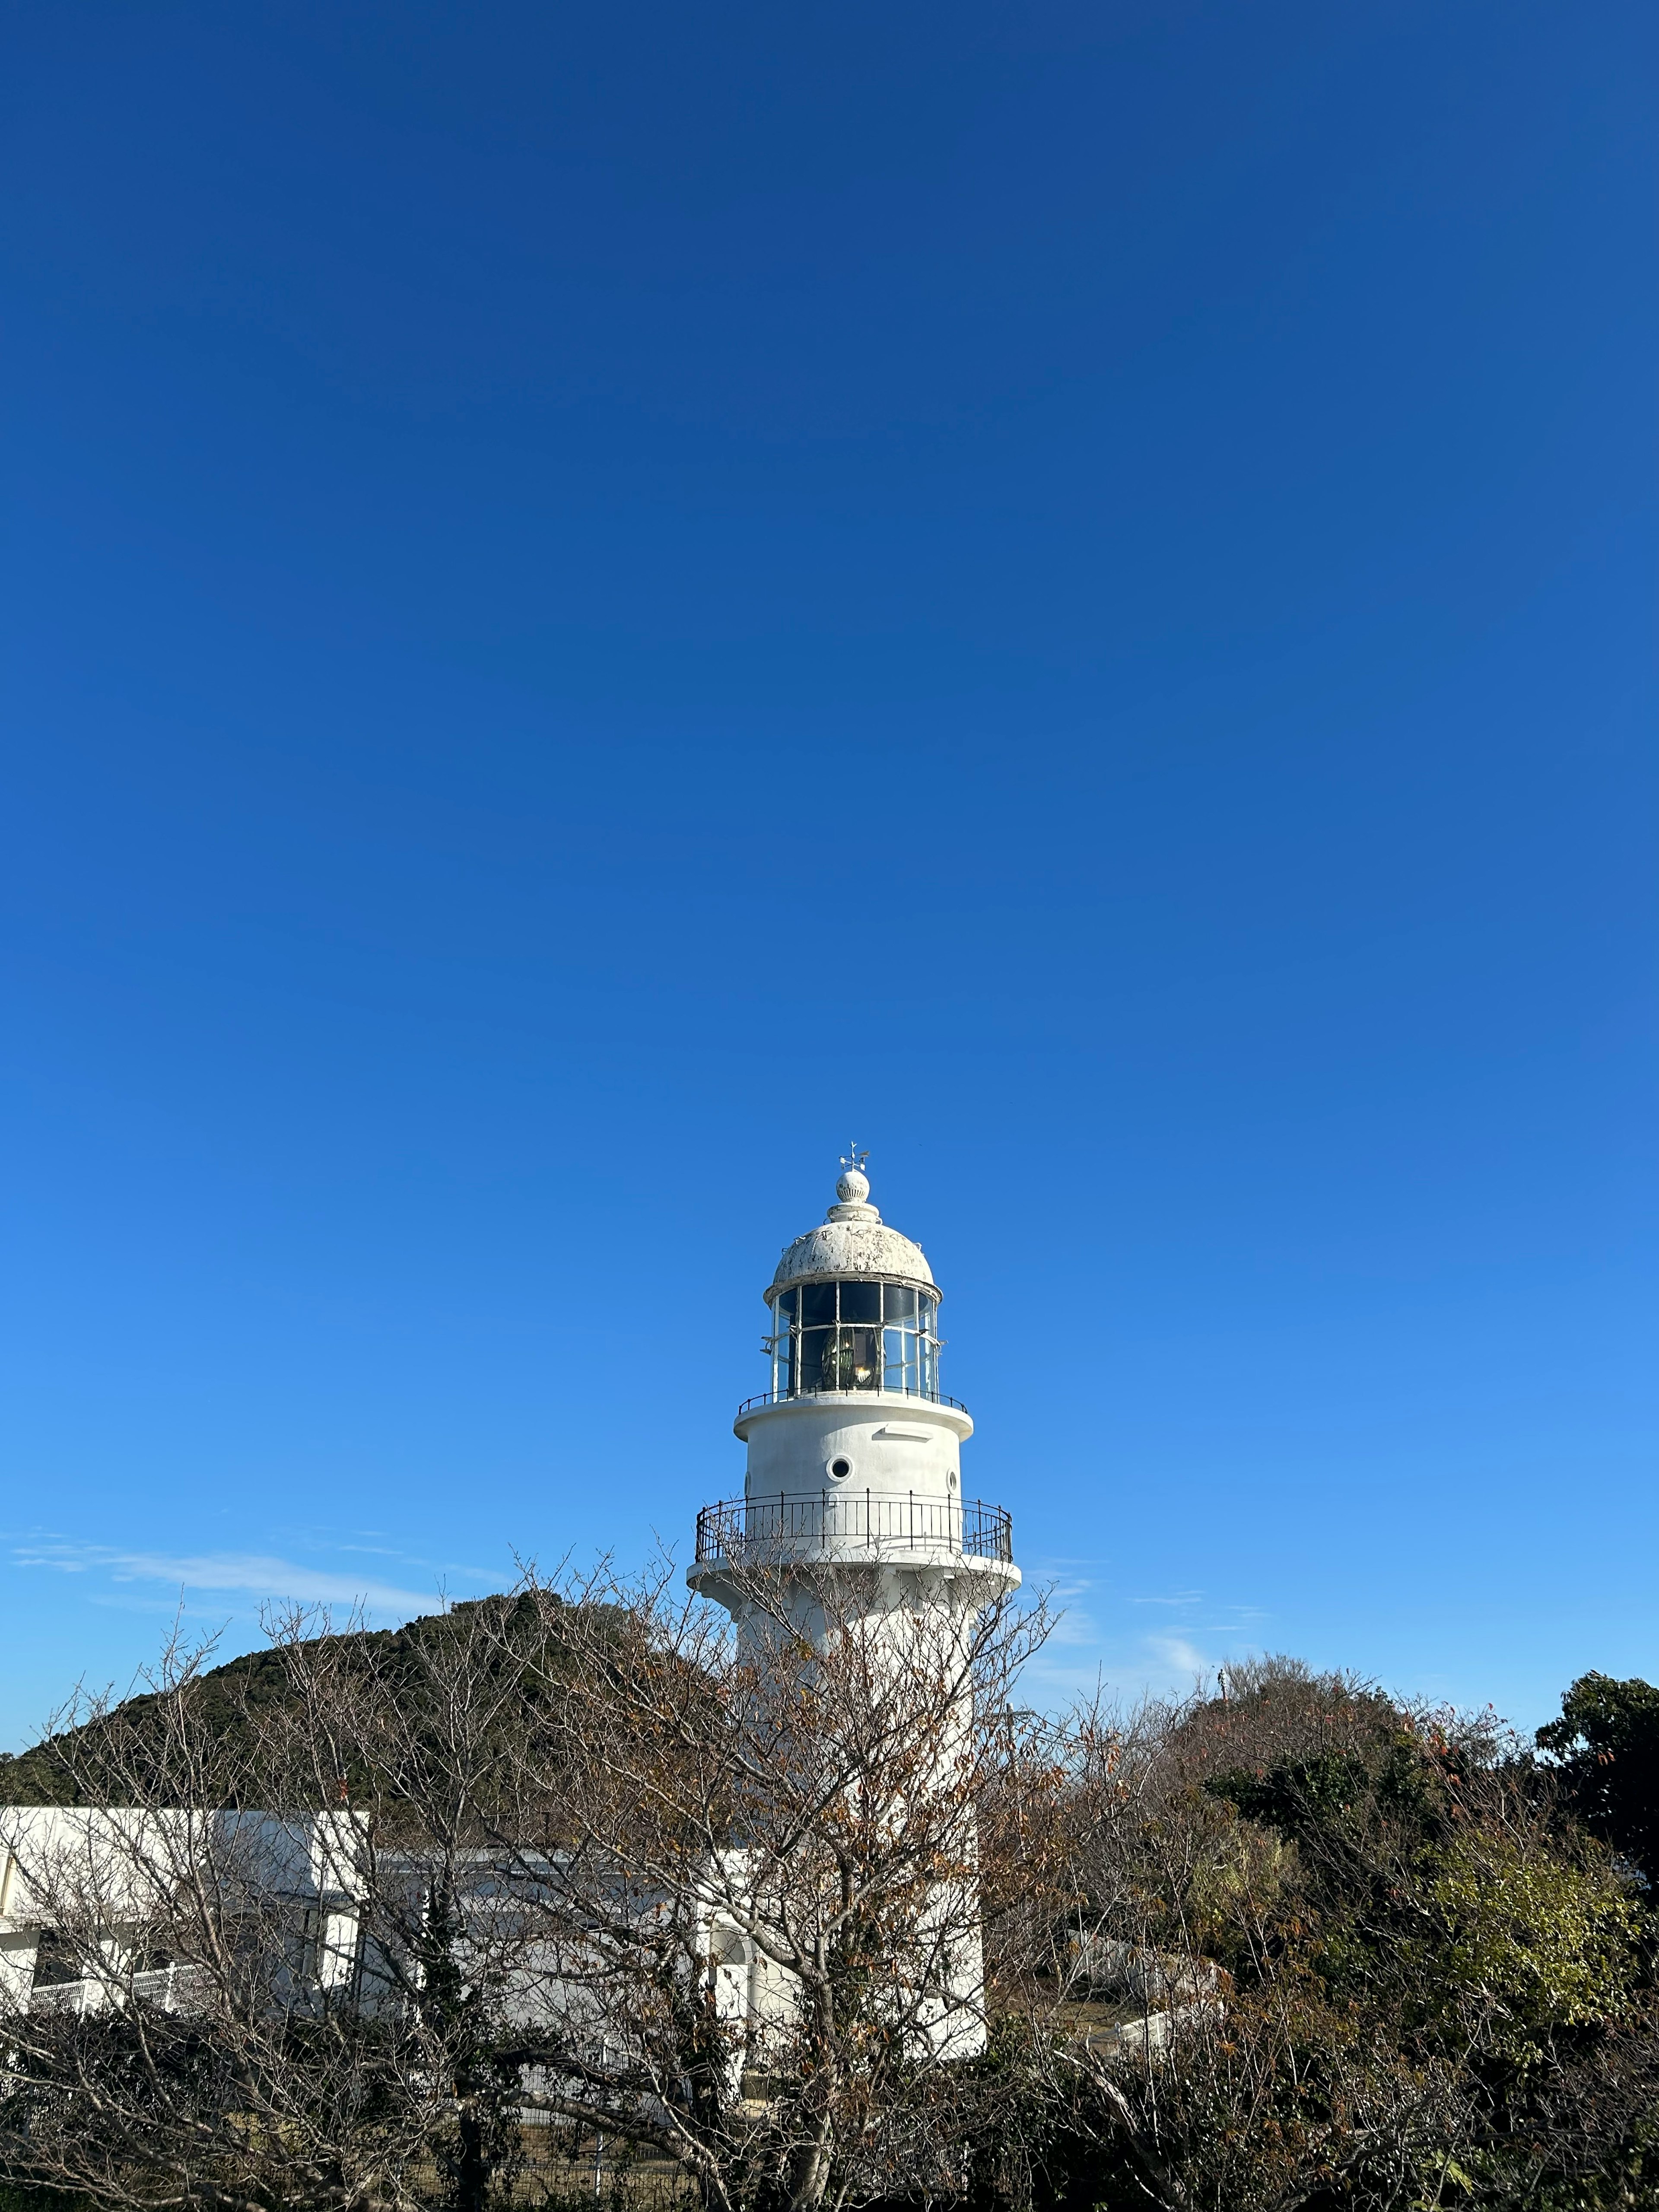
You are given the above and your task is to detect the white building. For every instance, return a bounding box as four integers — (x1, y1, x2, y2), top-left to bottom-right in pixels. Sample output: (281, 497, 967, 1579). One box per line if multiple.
(0, 1808, 365, 2016)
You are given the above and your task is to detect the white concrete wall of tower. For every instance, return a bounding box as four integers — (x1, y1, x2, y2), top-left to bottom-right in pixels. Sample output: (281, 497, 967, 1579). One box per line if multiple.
(738, 1393, 970, 1505)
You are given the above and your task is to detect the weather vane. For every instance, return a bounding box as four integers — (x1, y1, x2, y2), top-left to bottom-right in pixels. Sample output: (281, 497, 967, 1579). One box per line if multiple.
(840, 1142, 869, 1176)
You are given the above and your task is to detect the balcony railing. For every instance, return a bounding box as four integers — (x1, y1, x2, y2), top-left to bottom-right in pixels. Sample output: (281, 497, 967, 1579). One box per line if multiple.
(695, 1490, 1013, 1567)
(736, 1389, 968, 1421)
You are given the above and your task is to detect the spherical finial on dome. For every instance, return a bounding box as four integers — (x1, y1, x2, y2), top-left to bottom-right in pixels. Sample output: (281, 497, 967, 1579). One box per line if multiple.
(836, 1143, 871, 1209)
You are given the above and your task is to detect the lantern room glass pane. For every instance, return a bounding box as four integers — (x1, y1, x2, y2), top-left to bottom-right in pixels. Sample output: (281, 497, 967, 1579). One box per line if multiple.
(883, 1326, 917, 1395)
(883, 1284, 917, 1323)
(796, 1328, 829, 1393)
(771, 1290, 797, 1394)
(799, 1282, 836, 1328)
(817, 1324, 880, 1391)
(839, 1281, 880, 1325)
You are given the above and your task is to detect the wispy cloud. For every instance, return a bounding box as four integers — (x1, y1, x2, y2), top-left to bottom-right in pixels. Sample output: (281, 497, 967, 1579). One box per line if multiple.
(1019, 1564, 1269, 1710)
(10, 1539, 437, 1620)
(1145, 1632, 1212, 1682)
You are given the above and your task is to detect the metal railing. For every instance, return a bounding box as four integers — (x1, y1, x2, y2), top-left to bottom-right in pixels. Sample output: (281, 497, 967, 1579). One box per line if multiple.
(29, 1963, 205, 2016)
(735, 1389, 968, 1421)
(695, 1491, 1013, 1566)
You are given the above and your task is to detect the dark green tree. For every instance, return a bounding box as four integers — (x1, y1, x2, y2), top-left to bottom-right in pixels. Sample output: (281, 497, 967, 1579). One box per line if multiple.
(1539, 1673, 1659, 1888)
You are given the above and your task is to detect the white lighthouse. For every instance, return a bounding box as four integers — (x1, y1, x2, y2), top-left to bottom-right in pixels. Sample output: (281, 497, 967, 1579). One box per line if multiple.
(686, 1156, 1019, 2062)
(687, 1151, 1020, 1640)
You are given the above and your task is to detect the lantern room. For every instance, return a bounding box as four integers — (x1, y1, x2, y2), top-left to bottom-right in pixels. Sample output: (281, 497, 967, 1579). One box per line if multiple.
(767, 1278, 941, 1400)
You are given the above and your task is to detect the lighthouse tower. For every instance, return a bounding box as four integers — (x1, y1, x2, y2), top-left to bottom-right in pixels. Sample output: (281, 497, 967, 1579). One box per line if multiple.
(687, 1156, 1019, 2061)
(687, 1153, 1020, 1642)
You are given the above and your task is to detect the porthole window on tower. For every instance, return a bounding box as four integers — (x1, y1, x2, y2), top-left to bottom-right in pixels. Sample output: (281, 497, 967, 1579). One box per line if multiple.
(768, 1281, 941, 1400)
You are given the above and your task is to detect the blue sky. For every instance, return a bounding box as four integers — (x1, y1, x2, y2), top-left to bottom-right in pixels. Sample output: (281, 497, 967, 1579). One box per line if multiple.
(1, 0, 1653, 1749)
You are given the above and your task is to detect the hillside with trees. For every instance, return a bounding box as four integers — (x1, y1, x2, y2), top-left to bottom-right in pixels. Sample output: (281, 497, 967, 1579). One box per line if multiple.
(3, 1576, 1658, 2212)
(0, 1592, 604, 1810)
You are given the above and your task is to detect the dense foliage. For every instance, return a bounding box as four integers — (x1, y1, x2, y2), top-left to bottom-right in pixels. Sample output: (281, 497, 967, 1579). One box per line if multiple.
(1017, 1661, 1659, 2212)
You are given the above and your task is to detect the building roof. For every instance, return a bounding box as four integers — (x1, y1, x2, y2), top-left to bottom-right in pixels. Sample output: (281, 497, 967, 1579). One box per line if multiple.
(768, 1164, 936, 1300)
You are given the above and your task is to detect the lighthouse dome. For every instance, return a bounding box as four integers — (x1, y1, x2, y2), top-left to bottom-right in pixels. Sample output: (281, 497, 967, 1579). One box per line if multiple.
(769, 1163, 935, 1299)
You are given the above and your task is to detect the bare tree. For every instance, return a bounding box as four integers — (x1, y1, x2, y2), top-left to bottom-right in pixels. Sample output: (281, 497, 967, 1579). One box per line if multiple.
(0, 1619, 455, 2211)
(403, 1559, 1062, 2212)
(0, 1570, 1065, 2212)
